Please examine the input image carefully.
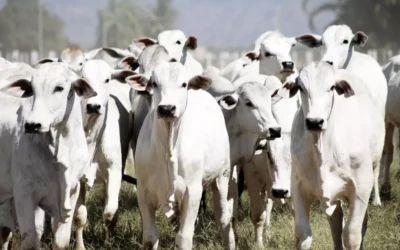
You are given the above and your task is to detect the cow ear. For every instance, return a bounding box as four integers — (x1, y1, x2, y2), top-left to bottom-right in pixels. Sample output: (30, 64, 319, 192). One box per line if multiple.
(295, 34, 323, 48)
(118, 56, 139, 70)
(36, 58, 57, 65)
(125, 74, 152, 91)
(246, 52, 260, 61)
(134, 37, 158, 49)
(271, 78, 300, 104)
(0, 79, 33, 98)
(102, 48, 132, 58)
(219, 93, 239, 110)
(72, 78, 97, 99)
(188, 75, 211, 90)
(185, 36, 198, 50)
(111, 69, 137, 83)
(352, 31, 368, 47)
(335, 80, 354, 98)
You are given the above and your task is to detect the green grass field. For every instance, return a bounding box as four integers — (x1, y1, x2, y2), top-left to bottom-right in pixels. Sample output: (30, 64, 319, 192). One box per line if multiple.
(9, 156, 400, 250)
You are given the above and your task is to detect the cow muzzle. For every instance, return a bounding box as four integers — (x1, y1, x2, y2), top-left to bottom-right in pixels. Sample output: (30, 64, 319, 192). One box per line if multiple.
(25, 122, 44, 133)
(305, 118, 324, 131)
(267, 127, 281, 140)
(86, 104, 101, 114)
(271, 188, 289, 199)
(157, 105, 176, 120)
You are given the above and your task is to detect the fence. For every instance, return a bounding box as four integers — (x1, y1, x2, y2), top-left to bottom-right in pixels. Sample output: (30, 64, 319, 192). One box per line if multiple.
(3, 47, 399, 69)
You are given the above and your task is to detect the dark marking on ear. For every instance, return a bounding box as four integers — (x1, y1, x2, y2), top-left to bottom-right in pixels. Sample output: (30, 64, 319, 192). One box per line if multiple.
(72, 78, 97, 98)
(295, 34, 323, 48)
(119, 57, 139, 70)
(352, 31, 368, 47)
(169, 58, 177, 62)
(188, 75, 212, 90)
(246, 52, 259, 61)
(335, 80, 355, 97)
(134, 37, 158, 48)
(37, 58, 56, 65)
(185, 36, 198, 50)
(102, 48, 123, 58)
(222, 95, 236, 106)
(112, 70, 136, 83)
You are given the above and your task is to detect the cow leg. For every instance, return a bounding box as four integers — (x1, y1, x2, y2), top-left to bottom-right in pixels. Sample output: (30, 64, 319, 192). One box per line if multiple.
(14, 194, 39, 250)
(343, 195, 369, 250)
(0, 200, 13, 250)
(381, 122, 394, 199)
(74, 182, 87, 250)
(242, 162, 267, 246)
(52, 182, 80, 250)
(34, 208, 45, 241)
(227, 165, 238, 235)
(265, 198, 273, 237)
(103, 165, 122, 242)
(212, 174, 235, 250)
(372, 159, 382, 206)
(328, 200, 344, 250)
(137, 184, 158, 250)
(176, 183, 202, 250)
(292, 181, 313, 250)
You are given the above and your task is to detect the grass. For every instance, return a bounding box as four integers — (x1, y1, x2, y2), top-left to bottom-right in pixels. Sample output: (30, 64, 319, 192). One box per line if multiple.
(8, 156, 400, 250)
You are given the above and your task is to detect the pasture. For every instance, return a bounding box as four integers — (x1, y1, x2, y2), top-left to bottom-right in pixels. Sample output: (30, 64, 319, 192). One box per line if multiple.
(7, 157, 400, 250)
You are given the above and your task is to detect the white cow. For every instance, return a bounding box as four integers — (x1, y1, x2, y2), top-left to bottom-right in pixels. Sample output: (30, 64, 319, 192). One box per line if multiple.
(36, 47, 86, 72)
(0, 62, 95, 250)
(382, 54, 400, 82)
(127, 62, 235, 249)
(273, 62, 384, 249)
(296, 25, 387, 205)
(233, 30, 298, 83)
(158, 30, 203, 77)
(72, 60, 135, 249)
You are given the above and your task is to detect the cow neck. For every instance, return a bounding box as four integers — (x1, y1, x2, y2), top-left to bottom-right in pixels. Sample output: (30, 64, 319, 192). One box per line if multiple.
(50, 92, 89, 223)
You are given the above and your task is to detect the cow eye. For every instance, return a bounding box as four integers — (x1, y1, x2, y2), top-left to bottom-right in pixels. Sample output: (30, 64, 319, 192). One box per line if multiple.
(343, 39, 349, 44)
(265, 52, 272, 57)
(105, 79, 110, 83)
(176, 40, 181, 45)
(54, 86, 64, 93)
(245, 99, 254, 107)
(182, 82, 187, 88)
(79, 62, 83, 66)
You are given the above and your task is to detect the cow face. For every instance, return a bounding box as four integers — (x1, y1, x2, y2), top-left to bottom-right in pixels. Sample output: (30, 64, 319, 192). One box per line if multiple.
(0, 63, 96, 133)
(296, 25, 368, 68)
(258, 31, 297, 77)
(272, 62, 355, 131)
(126, 62, 211, 122)
(60, 47, 86, 72)
(80, 60, 135, 115)
(219, 81, 281, 140)
(158, 30, 197, 63)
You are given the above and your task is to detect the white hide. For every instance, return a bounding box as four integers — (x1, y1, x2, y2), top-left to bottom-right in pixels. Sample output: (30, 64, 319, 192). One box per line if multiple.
(129, 62, 235, 250)
(273, 62, 384, 249)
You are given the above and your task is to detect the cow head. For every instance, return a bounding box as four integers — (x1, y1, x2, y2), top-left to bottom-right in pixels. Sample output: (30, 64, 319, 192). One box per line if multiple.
(272, 62, 355, 132)
(296, 25, 368, 68)
(80, 60, 135, 115)
(0, 63, 97, 133)
(60, 47, 86, 72)
(126, 62, 211, 122)
(219, 79, 281, 140)
(158, 30, 197, 64)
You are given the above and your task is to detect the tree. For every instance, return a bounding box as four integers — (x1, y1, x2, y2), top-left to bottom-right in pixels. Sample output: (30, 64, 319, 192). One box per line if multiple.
(0, 0, 70, 53)
(96, 0, 178, 48)
(302, 0, 400, 49)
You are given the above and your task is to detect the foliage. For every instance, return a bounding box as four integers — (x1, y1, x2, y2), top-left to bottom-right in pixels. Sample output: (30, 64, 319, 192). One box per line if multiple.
(303, 0, 400, 49)
(96, 0, 178, 48)
(0, 0, 70, 53)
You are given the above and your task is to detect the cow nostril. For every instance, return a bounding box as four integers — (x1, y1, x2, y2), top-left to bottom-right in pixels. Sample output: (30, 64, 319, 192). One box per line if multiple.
(305, 118, 324, 131)
(326, 61, 333, 66)
(24, 122, 42, 133)
(272, 189, 289, 198)
(268, 127, 281, 139)
(282, 61, 294, 70)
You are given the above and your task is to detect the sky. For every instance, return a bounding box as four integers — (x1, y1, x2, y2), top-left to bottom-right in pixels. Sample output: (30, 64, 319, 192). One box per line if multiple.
(0, 0, 335, 49)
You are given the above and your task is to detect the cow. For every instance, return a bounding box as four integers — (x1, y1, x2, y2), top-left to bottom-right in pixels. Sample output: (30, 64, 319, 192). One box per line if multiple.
(0, 62, 96, 250)
(272, 61, 384, 249)
(382, 54, 400, 82)
(35, 47, 85, 72)
(296, 25, 387, 205)
(126, 62, 235, 249)
(72, 60, 135, 249)
(158, 30, 203, 77)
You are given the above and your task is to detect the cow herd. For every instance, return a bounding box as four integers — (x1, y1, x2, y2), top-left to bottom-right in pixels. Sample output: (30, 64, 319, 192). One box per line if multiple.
(0, 24, 398, 250)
